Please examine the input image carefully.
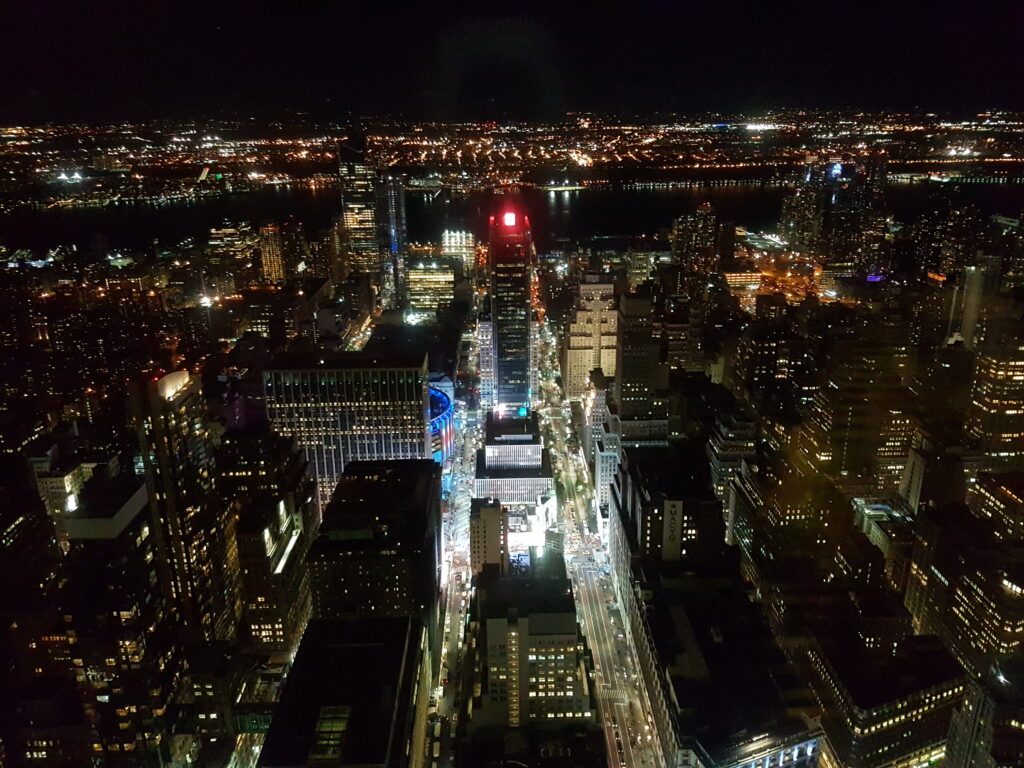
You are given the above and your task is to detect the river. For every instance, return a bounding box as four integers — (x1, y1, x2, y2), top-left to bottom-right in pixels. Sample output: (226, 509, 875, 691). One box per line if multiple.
(1, 181, 1023, 254)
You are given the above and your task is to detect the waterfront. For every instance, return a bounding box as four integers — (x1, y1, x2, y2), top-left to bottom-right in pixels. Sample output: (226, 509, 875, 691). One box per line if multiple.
(3, 179, 1024, 255)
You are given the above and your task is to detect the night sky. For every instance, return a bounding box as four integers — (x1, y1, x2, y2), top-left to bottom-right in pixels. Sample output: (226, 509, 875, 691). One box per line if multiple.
(2, 0, 1024, 122)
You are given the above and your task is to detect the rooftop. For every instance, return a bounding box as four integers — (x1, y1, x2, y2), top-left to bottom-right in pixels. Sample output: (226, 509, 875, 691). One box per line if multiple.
(259, 618, 420, 768)
(265, 350, 427, 371)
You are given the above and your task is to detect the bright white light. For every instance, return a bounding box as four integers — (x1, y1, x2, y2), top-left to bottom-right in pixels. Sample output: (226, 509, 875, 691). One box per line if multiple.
(503, 212, 516, 227)
(745, 123, 777, 131)
(199, 296, 213, 307)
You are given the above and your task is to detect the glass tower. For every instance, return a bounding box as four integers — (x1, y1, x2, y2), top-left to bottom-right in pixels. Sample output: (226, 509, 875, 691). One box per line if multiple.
(489, 207, 534, 417)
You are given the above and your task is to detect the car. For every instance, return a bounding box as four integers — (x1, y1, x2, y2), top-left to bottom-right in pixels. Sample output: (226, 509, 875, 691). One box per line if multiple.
(433, 741, 441, 758)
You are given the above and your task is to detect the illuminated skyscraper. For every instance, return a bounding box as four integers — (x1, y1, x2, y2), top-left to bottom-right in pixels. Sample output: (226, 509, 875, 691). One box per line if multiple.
(338, 132, 382, 280)
(215, 427, 317, 655)
(131, 371, 241, 643)
(262, 352, 432, 505)
(259, 222, 285, 285)
(442, 229, 476, 274)
(489, 205, 535, 417)
(406, 260, 455, 317)
(561, 277, 617, 400)
(670, 201, 718, 271)
(377, 173, 407, 307)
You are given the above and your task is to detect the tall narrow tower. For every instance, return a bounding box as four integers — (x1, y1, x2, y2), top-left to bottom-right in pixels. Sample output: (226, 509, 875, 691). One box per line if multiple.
(489, 204, 535, 418)
(338, 131, 381, 279)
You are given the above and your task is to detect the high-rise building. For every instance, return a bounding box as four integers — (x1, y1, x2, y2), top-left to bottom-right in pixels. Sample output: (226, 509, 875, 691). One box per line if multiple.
(670, 201, 718, 271)
(131, 370, 241, 644)
(618, 446, 722, 562)
(338, 133, 381, 280)
(489, 205, 534, 417)
(970, 472, 1024, 541)
(376, 173, 407, 308)
(442, 229, 476, 274)
(800, 316, 911, 482)
(807, 633, 964, 768)
(946, 655, 1024, 768)
(469, 556, 596, 730)
(561, 277, 617, 400)
(470, 499, 509, 576)
(965, 307, 1024, 470)
(309, 460, 441, 623)
(216, 427, 317, 655)
(406, 260, 455, 318)
(62, 465, 183, 764)
(259, 223, 285, 285)
(474, 413, 555, 505)
(706, 413, 757, 502)
(613, 287, 668, 445)
(262, 351, 432, 506)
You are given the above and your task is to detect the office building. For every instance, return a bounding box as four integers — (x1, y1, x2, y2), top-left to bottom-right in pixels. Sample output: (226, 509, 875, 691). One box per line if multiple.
(488, 205, 534, 417)
(442, 229, 476, 273)
(946, 655, 1024, 768)
(259, 223, 285, 285)
(27, 438, 112, 552)
(406, 260, 455, 318)
(807, 633, 964, 768)
(706, 413, 757, 503)
(617, 446, 722, 562)
(309, 460, 441, 622)
(965, 312, 1024, 470)
(470, 499, 509, 575)
(376, 173, 407, 307)
(970, 472, 1024, 541)
(561, 277, 617, 400)
(338, 132, 381, 278)
(613, 287, 668, 445)
(131, 370, 241, 644)
(800, 316, 911, 482)
(216, 427, 317, 655)
(262, 352, 431, 505)
(62, 464, 183, 764)
(469, 556, 596, 730)
(474, 413, 554, 505)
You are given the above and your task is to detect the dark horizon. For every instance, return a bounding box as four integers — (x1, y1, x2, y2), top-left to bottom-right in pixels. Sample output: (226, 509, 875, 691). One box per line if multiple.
(3, 0, 1024, 123)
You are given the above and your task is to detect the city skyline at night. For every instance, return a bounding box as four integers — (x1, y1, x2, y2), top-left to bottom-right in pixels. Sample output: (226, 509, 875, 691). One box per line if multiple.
(4, 5, 1024, 768)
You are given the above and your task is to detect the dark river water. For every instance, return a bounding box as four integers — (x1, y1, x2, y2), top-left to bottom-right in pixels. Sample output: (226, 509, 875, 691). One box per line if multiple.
(2, 181, 1024, 254)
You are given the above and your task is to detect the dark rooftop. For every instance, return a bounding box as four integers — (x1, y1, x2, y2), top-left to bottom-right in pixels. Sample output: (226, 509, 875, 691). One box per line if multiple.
(815, 633, 964, 711)
(265, 350, 427, 371)
(259, 618, 420, 768)
(475, 563, 576, 621)
(627, 443, 715, 501)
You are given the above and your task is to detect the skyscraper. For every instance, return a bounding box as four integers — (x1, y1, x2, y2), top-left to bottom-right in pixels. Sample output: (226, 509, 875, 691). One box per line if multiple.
(216, 427, 317, 655)
(670, 201, 718, 271)
(442, 229, 476, 274)
(377, 173, 407, 307)
(131, 370, 241, 643)
(259, 223, 285, 285)
(262, 352, 432, 505)
(561, 277, 617, 400)
(62, 465, 182, 764)
(965, 305, 1024, 470)
(489, 204, 535, 417)
(338, 132, 381, 280)
(613, 286, 668, 445)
